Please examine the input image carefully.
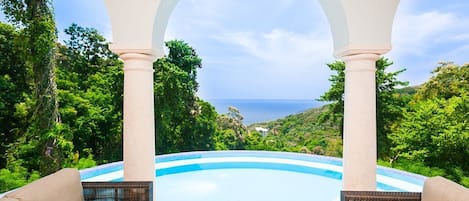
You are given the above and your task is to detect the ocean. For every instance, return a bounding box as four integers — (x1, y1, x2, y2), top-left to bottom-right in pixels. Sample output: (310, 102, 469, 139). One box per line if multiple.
(206, 99, 324, 125)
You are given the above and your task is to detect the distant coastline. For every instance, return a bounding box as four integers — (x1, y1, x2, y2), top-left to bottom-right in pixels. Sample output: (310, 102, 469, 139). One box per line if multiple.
(206, 99, 324, 125)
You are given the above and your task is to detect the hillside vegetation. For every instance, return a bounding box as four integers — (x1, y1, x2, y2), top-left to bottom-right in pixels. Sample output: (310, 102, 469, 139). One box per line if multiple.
(248, 106, 342, 156)
(245, 85, 419, 158)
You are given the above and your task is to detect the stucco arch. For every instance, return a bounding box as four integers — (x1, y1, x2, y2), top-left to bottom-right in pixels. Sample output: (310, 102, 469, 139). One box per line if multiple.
(104, 0, 179, 57)
(103, 0, 400, 194)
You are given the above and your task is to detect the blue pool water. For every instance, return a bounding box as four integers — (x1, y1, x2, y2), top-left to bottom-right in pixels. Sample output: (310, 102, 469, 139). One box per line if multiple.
(80, 151, 426, 201)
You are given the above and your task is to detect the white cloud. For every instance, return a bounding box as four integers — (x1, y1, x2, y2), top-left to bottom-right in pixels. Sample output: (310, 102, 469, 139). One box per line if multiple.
(440, 44, 469, 63)
(448, 33, 469, 41)
(213, 29, 333, 67)
(392, 11, 458, 56)
(391, 1, 469, 60)
(195, 29, 335, 99)
(387, 1, 469, 87)
(166, 0, 237, 39)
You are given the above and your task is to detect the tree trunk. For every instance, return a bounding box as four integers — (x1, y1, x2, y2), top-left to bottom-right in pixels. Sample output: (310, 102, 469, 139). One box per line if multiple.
(28, 0, 61, 175)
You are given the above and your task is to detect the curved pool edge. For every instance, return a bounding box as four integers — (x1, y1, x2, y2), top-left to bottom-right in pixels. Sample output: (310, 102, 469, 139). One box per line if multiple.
(79, 150, 426, 192)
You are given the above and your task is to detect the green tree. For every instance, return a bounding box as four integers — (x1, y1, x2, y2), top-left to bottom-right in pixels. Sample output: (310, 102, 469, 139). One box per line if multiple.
(375, 58, 409, 157)
(154, 59, 187, 153)
(0, 22, 29, 168)
(61, 24, 117, 84)
(154, 40, 216, 154)
(1, 0, 63, 175)
(390, 97, 469, 166)
(317, 61, 345, 137)
(415, 62, 468, 100)
(215, 106, 247, 150)
(389, 62, 469, 186)
(246, 106, 342, 156)
(180, 100, 218, 151)
(389, 96, 469, 185)
(0, 22, 123, 191)
(0, 162, 40, 192)
(57, 24, 123, 164)
(318, 58, 408, 158)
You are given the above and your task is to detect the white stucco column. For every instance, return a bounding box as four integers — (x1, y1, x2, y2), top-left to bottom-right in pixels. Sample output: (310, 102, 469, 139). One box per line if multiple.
(319, 0, 399, 191)
(104, 2, 179, 199)
(342, 53, 380, 190)
(120, 52, 157, 182)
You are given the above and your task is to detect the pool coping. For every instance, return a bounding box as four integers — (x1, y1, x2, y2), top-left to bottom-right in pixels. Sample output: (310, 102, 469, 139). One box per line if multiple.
(79, 150, 426, 192)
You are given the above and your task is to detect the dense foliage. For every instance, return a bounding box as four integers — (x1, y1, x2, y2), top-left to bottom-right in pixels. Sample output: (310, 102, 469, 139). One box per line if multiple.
(388, 62, 469, 186)
(57, 24, 124, 164)
(154, 40, 217, 154)
(1, 0, 62, 176)
(215, 106, 249, 150)
(317, 58, 410, 157)
(0, 19, 123, 191)
(248, 106, 342, 156)
(0, 22, 27, 169)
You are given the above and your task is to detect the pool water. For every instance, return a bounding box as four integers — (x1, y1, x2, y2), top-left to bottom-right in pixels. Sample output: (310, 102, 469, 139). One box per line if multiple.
(80, 151, 426, 201)
(158, 168, 342, 201)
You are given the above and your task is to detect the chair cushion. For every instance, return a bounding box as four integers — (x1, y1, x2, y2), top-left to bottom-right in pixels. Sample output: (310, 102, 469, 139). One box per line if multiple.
(4, 168, 84, 201)
(0, 198, 18, 201)
(422, 176, 469, 201)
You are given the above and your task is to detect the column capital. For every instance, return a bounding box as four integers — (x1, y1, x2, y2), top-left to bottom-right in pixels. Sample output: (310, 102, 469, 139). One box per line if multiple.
(120, 52, 156, 62)
(119, 52, 156, 73)
(342, 53, 380, 72)
(108, 44, 165, 61)
(342, 53, 380, 62)
(336, 48, 389, 58)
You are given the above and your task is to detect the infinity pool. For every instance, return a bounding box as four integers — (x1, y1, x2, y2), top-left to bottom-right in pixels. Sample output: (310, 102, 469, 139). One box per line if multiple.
(80, 151, 426, 201)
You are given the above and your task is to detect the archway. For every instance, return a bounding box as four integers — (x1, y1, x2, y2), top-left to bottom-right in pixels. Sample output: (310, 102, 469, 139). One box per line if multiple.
(103, 0, 400, 193)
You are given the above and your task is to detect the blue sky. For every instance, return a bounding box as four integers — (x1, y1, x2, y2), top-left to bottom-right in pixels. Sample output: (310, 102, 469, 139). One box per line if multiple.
(3, 0, 469, 100)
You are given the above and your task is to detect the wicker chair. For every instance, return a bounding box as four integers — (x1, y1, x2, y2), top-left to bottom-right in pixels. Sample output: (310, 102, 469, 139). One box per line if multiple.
(0, 169, 153, 201)
(341, 176, 469, 201)
(82, 181, 152, 201)
(341, 191, 421, 201)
